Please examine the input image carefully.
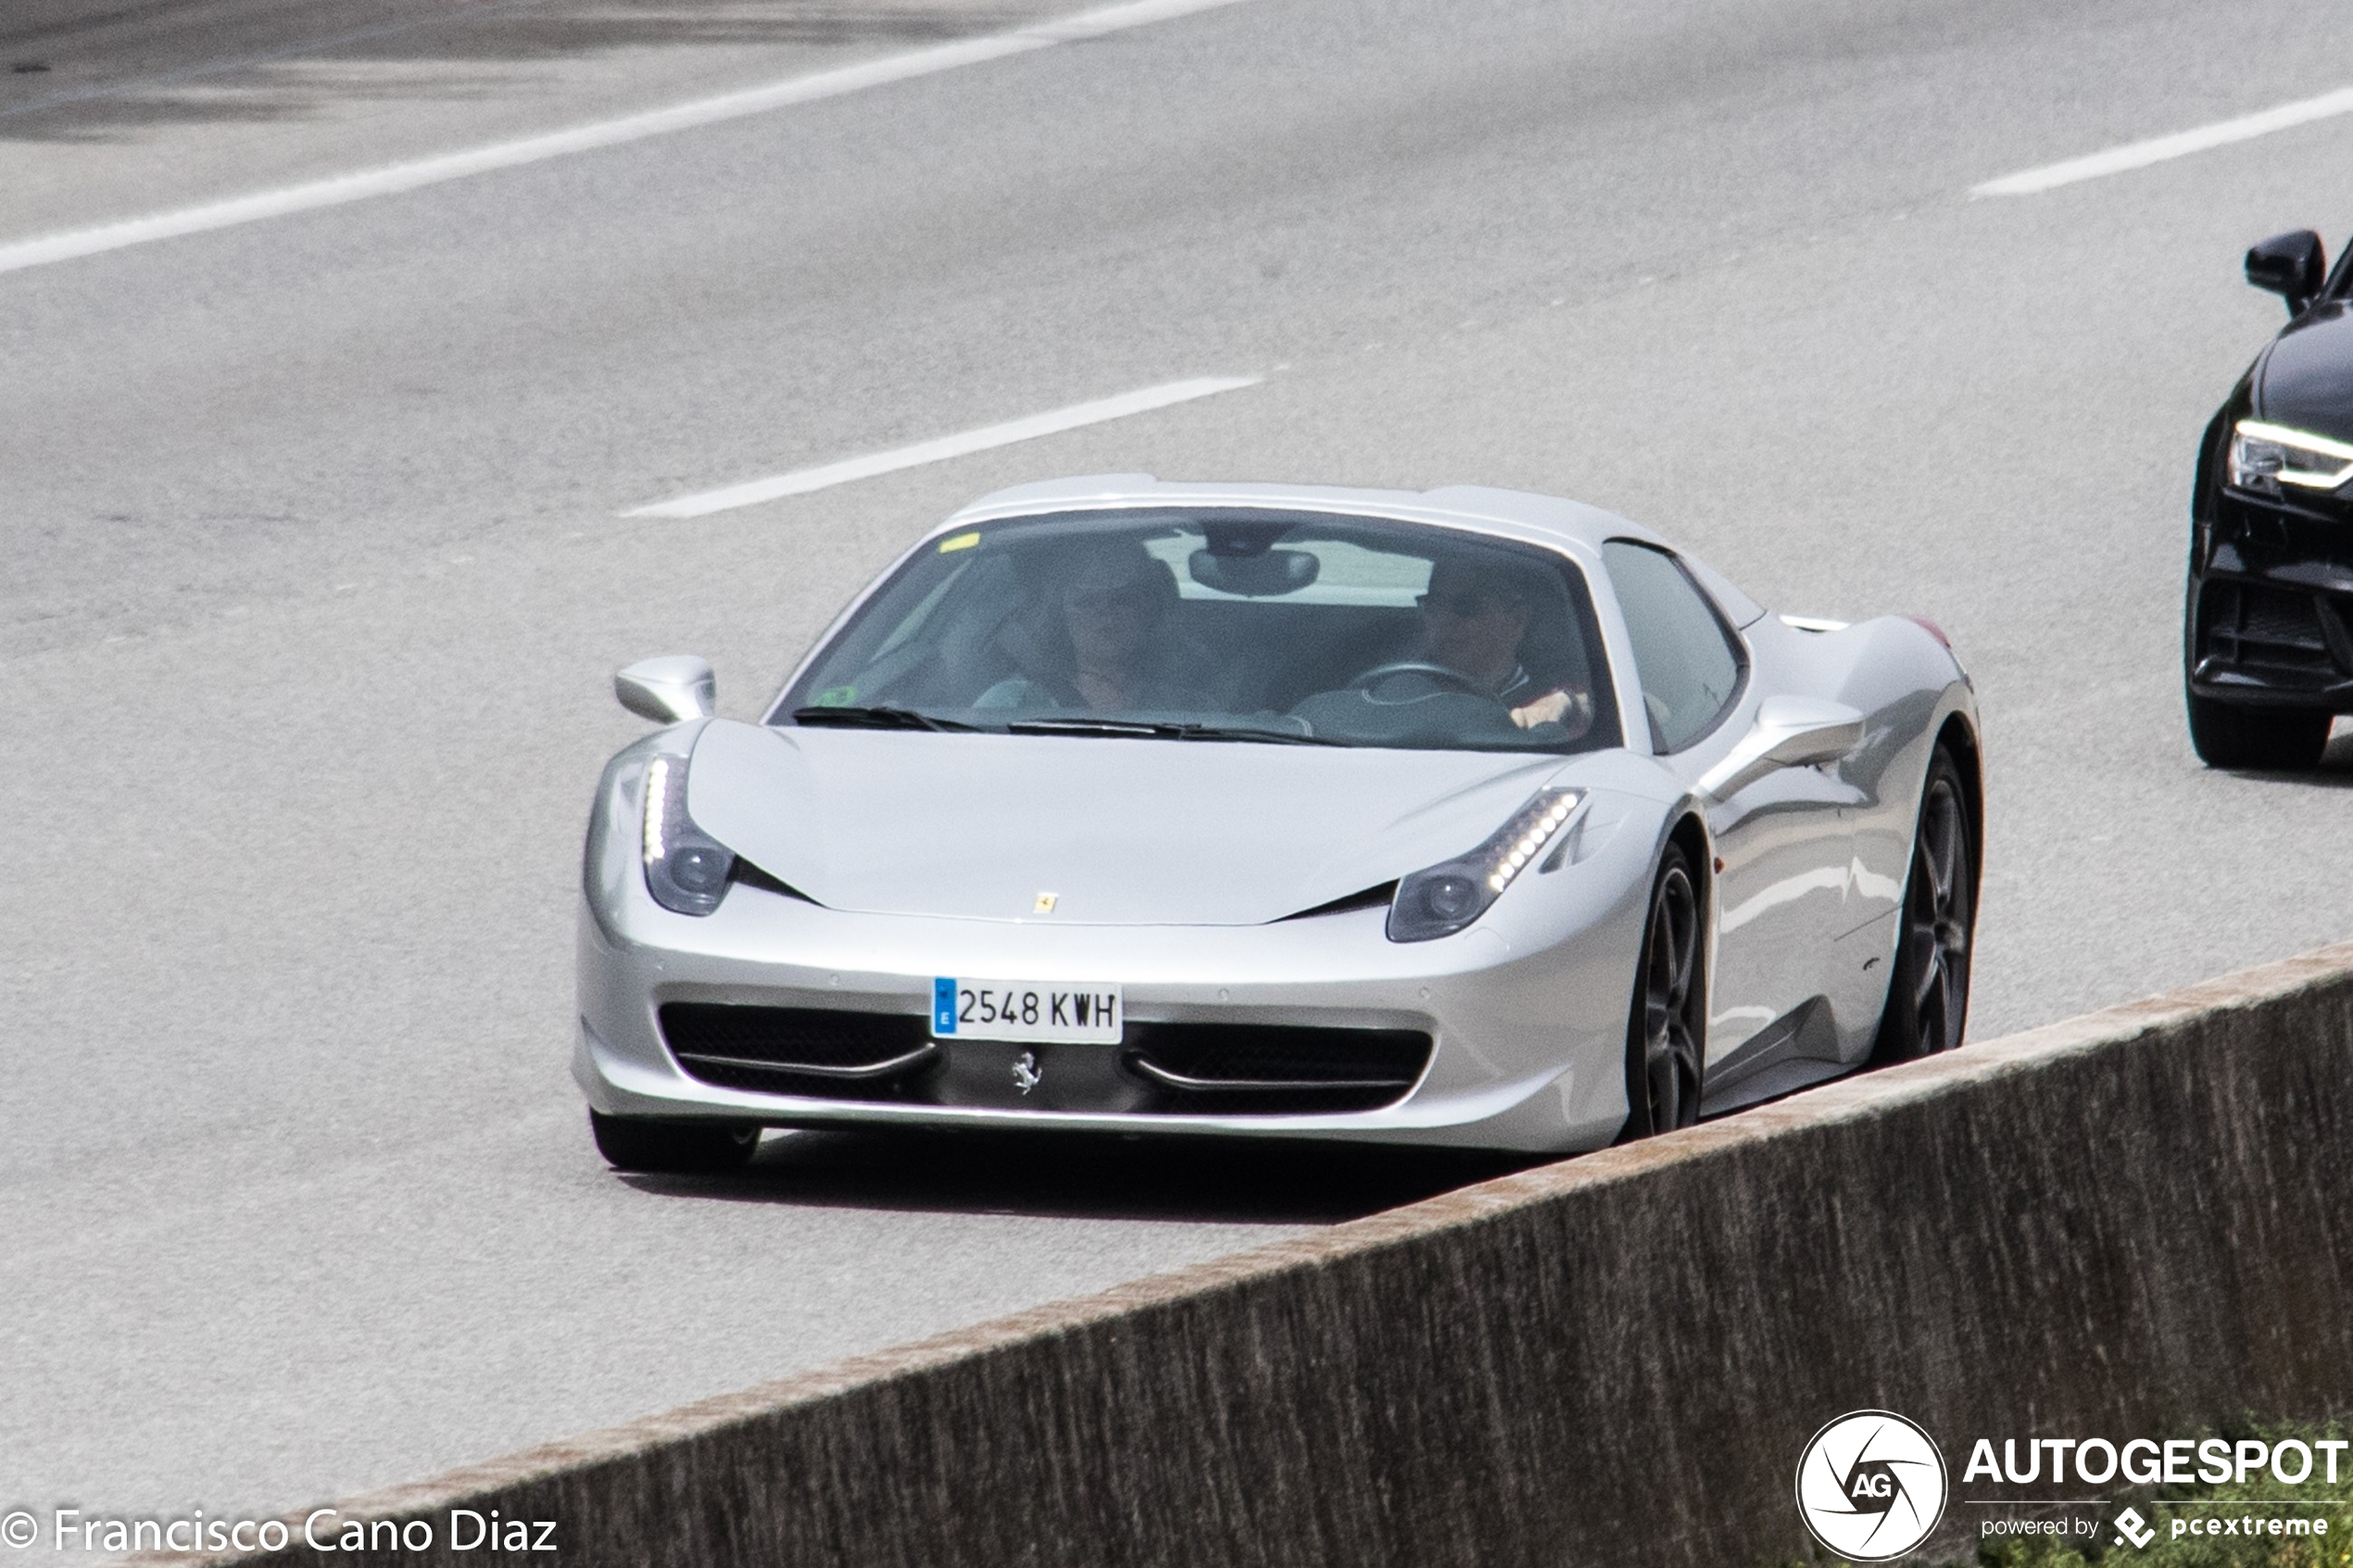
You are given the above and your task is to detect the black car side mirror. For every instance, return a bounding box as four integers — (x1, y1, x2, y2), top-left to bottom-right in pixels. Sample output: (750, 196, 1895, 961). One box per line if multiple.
(2246, 230, 2325, 316)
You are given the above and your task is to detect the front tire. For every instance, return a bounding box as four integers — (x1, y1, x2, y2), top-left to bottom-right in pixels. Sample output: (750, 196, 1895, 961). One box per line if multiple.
(1618, 842, 1705, 1140)
(2184, 687, 2331, 770)
(1870, 748, 1976, 1064)
(589, 1110, 760, 1173)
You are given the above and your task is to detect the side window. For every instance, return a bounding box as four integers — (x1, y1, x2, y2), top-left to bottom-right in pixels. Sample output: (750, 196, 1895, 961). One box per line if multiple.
(1602, 541, 1744, 753)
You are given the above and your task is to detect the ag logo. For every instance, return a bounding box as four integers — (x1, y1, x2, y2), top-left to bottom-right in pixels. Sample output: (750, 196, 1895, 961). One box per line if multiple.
(1794, 1410, 1948, 1562)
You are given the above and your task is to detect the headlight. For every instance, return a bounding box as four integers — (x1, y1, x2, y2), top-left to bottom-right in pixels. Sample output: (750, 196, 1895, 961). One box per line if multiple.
(2230, 420, 2353, 495)
(641, 753, 736, 915)
(1388, 788, 1584, 942)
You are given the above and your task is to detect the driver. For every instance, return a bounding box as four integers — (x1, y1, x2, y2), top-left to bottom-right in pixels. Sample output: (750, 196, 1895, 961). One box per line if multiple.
(975, 539, 1214, 712)
(1416, 559, 1594, 734)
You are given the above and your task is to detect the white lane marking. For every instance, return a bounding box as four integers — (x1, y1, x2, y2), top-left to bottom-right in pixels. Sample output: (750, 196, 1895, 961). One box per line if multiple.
(0, 0, 1255, 278)
(1973, 85, 2353, 196)
(624, 376, 1262, 518)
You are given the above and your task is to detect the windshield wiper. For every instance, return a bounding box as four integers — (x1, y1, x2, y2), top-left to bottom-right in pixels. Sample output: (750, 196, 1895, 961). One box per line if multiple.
(1005, 718, 1340, 746)
(791, 706, 976, 733)
(1173, 722, 1343, 746)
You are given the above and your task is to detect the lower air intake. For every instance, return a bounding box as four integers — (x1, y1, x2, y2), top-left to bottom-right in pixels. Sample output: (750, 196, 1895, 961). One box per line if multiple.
(659, 1003, 936, 1098)
(657, 1005, 1432, 1116)
(1122, 1023, 1432, 1113)
(2197, 580, 2343, 685)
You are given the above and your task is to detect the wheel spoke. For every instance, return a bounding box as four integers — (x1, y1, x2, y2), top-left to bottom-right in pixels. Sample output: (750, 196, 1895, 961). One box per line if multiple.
(1658, 873, 1695, 1009)
(1667, 920, 1693, 1009)
(1913, 943, 1943, 1014)
(1939, 940, 1969, 1050)
(1646, 1032, 1677, 1126)
(1658, 1025, 1693, 1127)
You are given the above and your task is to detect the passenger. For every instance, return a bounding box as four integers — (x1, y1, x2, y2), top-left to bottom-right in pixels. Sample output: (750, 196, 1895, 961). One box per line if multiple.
(976, 540, 1209, 712)
(1416, 559, 1595, 734)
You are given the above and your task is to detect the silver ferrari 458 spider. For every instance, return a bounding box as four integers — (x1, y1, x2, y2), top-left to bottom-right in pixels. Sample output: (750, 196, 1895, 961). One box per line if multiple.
(575, 477, 1981, 1172)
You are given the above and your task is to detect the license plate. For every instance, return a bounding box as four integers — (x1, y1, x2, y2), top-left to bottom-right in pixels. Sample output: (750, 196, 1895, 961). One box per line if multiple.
(931, 978, 1123, 1044)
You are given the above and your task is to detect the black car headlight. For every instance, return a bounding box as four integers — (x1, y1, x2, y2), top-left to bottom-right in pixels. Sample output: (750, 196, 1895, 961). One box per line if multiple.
(1388, 787, 1584, 942)
(641, 752, 736, 916)
(2231, 420, 2353, 495)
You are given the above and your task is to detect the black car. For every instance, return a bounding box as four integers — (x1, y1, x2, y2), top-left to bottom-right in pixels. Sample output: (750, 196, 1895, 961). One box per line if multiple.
(2186, 227, 2353, 768)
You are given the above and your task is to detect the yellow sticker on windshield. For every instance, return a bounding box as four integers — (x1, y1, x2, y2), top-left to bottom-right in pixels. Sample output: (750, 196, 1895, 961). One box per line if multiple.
(937, 531, 981, 553)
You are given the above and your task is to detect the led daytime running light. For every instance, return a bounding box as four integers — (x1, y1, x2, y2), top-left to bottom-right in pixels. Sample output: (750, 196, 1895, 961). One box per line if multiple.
(638, 750, 736, 916)
(1388, 786, 1586, 943)
(1486, 792, 1581, 894)
(643, 755, 673, 865)
(2233, 419, 2353, 492)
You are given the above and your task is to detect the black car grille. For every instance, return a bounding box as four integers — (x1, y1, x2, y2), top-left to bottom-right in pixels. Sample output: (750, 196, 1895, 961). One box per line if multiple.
(2196, 581, 2345, 683)
(1122, 1023, 1432, 1113)
(659, 1003, 937, 1098)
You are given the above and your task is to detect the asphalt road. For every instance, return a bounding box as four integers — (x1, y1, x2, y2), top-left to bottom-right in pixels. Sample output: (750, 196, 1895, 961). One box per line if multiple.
(6, 0, 2353, 1542)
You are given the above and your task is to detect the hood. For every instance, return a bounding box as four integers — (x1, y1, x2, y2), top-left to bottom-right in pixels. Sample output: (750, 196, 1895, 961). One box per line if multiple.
(686, 721, 1570, 925)
(2257, 303, 2353, 444)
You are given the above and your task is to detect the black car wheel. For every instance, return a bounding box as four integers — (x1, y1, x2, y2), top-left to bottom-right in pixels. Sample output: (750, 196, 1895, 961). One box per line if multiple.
(1619, 843, 1704, 1140)
(1871, 748, 1976, 1064)
(590, 1110, 760, 1173)
(2184, 686, 2332, 770)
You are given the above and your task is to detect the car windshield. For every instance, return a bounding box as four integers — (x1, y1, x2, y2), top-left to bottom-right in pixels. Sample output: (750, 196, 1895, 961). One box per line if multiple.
(774, 508, 1620, 753)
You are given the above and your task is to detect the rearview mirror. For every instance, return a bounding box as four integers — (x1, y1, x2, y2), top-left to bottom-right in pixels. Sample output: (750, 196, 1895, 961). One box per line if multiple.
(2246, 230, 2325, 316)
(615, 656, 714, 724)
(1189, 547, 1319, 596)
(1697, 696, 1865, 801)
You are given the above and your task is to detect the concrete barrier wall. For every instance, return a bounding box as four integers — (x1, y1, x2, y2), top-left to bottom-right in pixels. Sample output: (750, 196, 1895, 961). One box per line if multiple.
(162, 943, 2353, 1568)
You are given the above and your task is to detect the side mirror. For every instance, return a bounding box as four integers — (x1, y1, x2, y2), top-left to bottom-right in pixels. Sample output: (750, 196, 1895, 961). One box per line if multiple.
(2246, 230, 2325, 316)
(1697, 696, 1865, 801)
(614, 656, 714, 724)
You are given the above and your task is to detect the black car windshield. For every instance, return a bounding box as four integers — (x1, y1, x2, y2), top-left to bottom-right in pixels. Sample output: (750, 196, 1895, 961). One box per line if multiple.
(774, 508, 1621, 753)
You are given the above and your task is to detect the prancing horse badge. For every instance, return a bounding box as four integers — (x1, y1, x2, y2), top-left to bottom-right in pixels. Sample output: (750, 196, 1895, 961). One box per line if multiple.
(1012, 1051, 1042, 1095)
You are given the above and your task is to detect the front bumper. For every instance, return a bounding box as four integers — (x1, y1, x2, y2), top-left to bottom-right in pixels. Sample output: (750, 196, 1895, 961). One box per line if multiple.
(2188, 486, 2353, 710)
(574, 869, 1648, 1156)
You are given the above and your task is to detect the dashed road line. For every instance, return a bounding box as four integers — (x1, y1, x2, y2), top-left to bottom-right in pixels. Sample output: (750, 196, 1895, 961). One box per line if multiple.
(622, 376, 1262, 518)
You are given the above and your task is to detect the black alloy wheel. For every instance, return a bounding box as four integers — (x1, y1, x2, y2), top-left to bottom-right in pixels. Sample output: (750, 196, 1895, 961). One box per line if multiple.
(589, 1110, 760, 1174)
(2184, 686, 2332, 770)
(1871, 749, 1976, 1063)
(1619, 843, 1705, 1140)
